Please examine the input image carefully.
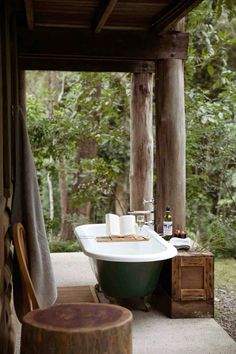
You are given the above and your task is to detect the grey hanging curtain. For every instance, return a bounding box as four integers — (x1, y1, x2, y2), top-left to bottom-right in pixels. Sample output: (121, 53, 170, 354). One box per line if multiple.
(11, 107, 57, 319)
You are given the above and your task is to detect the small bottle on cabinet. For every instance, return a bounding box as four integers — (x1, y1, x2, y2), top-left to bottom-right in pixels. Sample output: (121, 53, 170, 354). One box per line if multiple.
(163, 207, 173, 239)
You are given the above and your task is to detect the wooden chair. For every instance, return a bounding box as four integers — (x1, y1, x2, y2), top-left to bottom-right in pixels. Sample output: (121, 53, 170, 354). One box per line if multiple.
(12, 223, 39, 314)
(12, 223, 132, 354)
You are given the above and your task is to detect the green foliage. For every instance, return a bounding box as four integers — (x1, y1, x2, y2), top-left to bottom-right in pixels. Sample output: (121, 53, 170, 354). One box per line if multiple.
(193, 215, 236, 257)
(212, 0, 236, 19)
(49, 240, 82, 253)
(26, 1, 236, 255)
(215, 258, 236, 289)
(26, 71, 130, 236)
(185, 0, 236, 256)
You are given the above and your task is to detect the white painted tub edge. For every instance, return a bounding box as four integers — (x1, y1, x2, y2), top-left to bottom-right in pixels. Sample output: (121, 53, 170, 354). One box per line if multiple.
(74, 224, 177, 262)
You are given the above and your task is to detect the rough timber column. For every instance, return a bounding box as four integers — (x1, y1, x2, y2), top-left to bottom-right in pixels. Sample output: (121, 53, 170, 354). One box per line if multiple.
(130, 73, 154, 211)
(19, 70, 26, 114)
(155, 21, 186, 232)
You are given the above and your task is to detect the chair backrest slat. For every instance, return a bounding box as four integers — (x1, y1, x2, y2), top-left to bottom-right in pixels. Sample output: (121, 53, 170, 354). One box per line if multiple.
(12, 223, 40, 312)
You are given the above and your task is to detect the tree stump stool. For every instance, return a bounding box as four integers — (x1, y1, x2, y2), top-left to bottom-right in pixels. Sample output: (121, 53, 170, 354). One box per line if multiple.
(20, 303, 133, 354)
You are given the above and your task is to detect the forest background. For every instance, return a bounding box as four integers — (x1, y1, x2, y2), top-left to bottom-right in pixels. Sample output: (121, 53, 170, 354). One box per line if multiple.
(26, 0, 236, 257)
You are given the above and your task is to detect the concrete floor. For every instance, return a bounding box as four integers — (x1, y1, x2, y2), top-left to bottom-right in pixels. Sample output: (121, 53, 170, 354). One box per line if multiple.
(51, 252, 236, 354)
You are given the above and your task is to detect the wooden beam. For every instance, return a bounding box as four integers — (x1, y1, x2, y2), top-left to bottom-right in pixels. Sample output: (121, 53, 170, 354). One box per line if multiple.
(24, 0, 34, 30)
(19, 57, 155, 73)
(151, 0, 203, 33)
(130, 73, 154, 211)
(155, 58, 186, 232)
(94, 0, 119, 33)
(17, 27, 189, 62)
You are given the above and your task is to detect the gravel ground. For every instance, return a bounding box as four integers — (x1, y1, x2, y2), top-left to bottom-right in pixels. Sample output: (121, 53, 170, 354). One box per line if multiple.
(215, 285, 236, 342)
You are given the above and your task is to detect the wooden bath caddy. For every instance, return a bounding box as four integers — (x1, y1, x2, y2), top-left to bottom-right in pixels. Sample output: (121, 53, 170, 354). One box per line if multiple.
(157, 246, 214, 318)
(96, 234, 150, 242)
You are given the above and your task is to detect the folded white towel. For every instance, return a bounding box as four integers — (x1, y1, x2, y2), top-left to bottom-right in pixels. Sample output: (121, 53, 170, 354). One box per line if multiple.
(169, 237, 191, 250)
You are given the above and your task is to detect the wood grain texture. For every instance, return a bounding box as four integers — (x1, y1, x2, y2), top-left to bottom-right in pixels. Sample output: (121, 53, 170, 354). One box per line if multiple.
(96, 235, 150, 242)
(130, 73, 154, 211)
(21, 303, 132, 354)
(14, 0, 203, 32)
(1, 0, 12, 199)
(0, 211, 15, 354)
(56, 286, 99, 304)
(19, 57, 155, 73)
(151, 0, 203, 32)
(94, 0, 119, 33)
(159, 249, 214, 318)
(12, 223, 40, 315)
(170, 299, 214, 318)
(0, 7, 3, 215)
(24, 0, 34, 30)
(155, 58, 186, 232)
(155, 286, 214, 318)
(0, 3, 15, 352)
(17, 27, 189, 62)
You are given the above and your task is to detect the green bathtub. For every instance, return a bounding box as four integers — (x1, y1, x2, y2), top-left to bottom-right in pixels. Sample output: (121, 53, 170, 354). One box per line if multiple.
(75, 223, 177, 300)
(96, 259, 164, 298)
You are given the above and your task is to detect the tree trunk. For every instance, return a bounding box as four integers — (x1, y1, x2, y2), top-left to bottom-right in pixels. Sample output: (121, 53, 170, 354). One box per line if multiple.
(68, 77, 100, 221)
(71, 137, 98, 219)
(20, 303, 132, 354)
(56, 73, 76, 240)
(130, 73, 154, 211)
(58, 159, 74, 240)
(47, 171, 54, 221)
(155, 58, 186, 232)
(115, 176, 128, 215)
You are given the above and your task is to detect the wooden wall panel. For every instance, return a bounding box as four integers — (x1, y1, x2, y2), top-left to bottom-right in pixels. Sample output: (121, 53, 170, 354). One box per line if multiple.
(0, 211, 15, 354)
(0, 1, 17, 353)
(0, 0, 4, 214)
(1, 0, 12, 200)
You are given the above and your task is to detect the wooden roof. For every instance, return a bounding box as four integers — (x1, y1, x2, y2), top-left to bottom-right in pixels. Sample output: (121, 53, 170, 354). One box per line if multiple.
(15, 0, 202, 32)
(14, 0, 203, 72)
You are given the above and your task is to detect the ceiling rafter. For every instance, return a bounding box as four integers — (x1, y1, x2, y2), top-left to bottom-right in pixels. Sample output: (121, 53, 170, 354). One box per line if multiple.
(24, 0, 34, 30)
(150, 0, 202, 32)
(93, 0, 119, 33)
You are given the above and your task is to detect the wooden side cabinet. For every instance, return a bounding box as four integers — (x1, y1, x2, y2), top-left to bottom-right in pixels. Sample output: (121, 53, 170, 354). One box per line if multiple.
(157, 249, 214, 318)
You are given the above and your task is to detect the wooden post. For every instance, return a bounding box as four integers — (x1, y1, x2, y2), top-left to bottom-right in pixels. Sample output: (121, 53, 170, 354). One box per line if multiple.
(19, 70, 26, 115)
(130, 73, 154, 211)
(155, 54, 186, 232)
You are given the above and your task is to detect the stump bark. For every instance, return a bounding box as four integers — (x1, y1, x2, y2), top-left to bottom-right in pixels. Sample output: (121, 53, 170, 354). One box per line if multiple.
(20, 303, 132, 354)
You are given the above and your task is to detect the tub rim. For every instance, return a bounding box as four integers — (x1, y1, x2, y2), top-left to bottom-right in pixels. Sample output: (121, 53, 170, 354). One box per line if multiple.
(74, 224, 177, 262)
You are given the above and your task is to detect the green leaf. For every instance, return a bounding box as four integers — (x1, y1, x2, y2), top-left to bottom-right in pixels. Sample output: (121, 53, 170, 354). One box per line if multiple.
(207, 65, 215, 76)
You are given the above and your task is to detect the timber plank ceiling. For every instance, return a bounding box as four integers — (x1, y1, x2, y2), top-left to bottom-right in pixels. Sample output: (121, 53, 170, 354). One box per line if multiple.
(14, 0, 203, 72)
(15, 0, 202, 33)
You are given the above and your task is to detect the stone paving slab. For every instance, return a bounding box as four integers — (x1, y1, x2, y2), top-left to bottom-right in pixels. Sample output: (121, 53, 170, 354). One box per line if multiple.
(51, 252, 236, 354)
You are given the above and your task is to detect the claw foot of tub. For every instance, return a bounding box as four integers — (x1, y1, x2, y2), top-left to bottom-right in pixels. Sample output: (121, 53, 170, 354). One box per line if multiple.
(95, 283, 102, 293)
(104, 294, 117, 305)
(141, 296, 151, 312)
